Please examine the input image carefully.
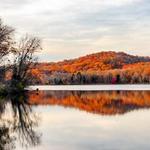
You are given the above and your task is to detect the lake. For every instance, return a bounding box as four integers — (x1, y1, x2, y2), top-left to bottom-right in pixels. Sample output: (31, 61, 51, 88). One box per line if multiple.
(1, 88, 150, 150)
(27, 84, 150, 91)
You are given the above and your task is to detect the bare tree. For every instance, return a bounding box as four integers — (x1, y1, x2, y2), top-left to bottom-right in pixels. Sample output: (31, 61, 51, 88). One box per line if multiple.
(0, 19, 14, 83)
(11, 35, 41, 89)
(0, 19, 14, 61)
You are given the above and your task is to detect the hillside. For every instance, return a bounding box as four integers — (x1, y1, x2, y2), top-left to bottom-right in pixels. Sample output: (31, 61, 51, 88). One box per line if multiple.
(31, 51, 150, 84)
(35, 51, 150, 74)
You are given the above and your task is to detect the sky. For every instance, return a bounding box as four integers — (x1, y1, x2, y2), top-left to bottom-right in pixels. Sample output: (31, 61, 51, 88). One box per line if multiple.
(0, 0, 150, 61)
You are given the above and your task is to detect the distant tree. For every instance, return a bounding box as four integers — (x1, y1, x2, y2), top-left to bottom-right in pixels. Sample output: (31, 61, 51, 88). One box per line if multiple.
(116, 74, 121, 84)
(71, 74, 75, 84)
(82, 75, 86, 84)
(76, 72, 82, 84)
(90, 74, 98, 84)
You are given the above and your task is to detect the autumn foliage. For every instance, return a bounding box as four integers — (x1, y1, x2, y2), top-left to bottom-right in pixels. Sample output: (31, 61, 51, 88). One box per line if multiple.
(28, 91, 150, 115)
(31, 51, 150, 84)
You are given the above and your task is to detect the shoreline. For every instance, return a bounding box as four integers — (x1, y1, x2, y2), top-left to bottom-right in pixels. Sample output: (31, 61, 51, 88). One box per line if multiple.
(26, 84, 150, 91)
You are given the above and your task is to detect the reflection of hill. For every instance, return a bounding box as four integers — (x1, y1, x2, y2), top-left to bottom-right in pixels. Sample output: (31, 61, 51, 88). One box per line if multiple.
(28, 91, 150, 115)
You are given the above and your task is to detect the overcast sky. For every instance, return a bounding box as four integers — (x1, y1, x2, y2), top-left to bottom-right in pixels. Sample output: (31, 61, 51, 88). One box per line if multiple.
(0, 0, 150, 61)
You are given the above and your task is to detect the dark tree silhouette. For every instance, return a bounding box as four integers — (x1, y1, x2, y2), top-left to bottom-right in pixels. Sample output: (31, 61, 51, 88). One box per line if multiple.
(0, 19, 14, 83)
(0, 19, 14, 61)
(11, 35, 41, 89)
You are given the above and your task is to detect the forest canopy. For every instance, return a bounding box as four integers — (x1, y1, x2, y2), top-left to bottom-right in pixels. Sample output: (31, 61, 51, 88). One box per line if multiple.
(30, 52, 150, 85)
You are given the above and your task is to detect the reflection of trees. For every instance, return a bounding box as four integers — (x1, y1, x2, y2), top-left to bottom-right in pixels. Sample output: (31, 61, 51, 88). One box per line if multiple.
(10, 93, 41, 147)
(0, 92, 40, 150)
(0, 99, 6, 118)
(0, 99, 15, 150)
(29, 90, 150, 115)
(0, 122, 15, 150)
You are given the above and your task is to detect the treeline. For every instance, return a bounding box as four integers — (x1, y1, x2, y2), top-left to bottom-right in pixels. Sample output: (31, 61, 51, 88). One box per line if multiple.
(32, 62, 150, 84)
(30, 51, 150, 85)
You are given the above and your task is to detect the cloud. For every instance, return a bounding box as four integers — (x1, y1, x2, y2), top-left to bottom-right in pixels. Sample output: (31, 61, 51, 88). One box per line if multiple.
(0, 0, 150, 61)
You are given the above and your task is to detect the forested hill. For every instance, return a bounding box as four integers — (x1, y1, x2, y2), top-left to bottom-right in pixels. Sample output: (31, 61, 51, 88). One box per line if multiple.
(30, 51, 150, 84)
(35, 51, 150, 73)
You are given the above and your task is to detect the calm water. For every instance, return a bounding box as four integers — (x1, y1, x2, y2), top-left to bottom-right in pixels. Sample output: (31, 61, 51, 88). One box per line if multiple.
(28, 84, 150, 91)
(1, 90, 150, 150)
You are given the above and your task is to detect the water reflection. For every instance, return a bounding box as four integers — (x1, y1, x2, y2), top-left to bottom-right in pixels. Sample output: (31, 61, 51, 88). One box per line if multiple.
(0, 121, 15, 150)
(29, 90, 150, 115)
(1, 90, 150, 149)
(0, 92, 40, 150)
